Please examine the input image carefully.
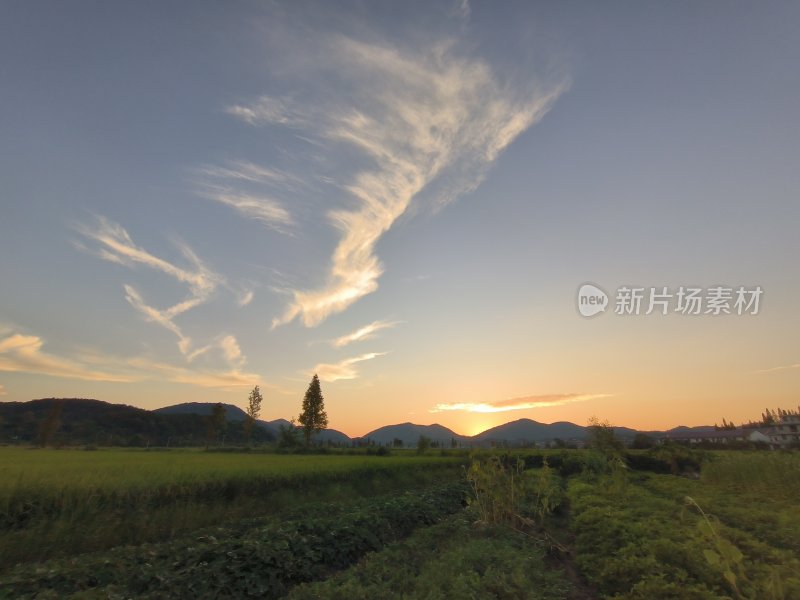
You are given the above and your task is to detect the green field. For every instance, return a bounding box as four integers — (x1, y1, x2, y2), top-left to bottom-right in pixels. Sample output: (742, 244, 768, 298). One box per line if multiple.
(0, 447, 465, 566)
(0, 447, 463, 491)
(1, 447, 799, 599)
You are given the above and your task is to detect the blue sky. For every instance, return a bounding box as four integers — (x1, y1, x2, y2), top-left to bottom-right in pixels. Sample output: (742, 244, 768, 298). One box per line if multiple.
(1, 1, 798, 436)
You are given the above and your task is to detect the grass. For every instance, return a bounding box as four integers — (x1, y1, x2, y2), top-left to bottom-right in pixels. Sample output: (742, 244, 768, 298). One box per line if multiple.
(0, 447, 464, 491)
(568, 470, 800, 599)
(3, 445, 798, 598)
(701, 451, 800, 501)
(0, 447, 465, 567)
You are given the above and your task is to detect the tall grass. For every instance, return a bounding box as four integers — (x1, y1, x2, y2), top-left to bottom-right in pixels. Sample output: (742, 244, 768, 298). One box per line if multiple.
(0, 448, 465, 567)
(702, 452, 800, 501)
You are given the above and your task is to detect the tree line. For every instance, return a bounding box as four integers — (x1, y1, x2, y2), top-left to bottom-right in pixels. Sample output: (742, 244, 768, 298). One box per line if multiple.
(0, 373, 329, 449)
(208, 373, 329, 448)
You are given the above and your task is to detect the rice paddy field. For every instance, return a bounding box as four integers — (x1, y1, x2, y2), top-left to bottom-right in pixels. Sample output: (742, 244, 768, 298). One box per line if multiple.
(1, 447, 799, 599)
(0, 447, 462, 492)
(0, 447, 465, 567)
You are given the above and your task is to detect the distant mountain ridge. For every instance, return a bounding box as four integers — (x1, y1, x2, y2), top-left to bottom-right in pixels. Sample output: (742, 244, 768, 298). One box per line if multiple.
(473, 418, 642, 444)
(360, 422, 468, 447)
(155, 403, 350, 443)
(155, 402, 249, 420)
(0, 398, 720, 446)
(0, 398, 274, 446)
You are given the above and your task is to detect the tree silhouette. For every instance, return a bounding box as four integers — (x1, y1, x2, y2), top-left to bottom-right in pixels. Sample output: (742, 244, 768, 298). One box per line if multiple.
(586, 416, 624, 459)
(38, 400, 64, 447)
(244, 386, 262, 445)
(416, 434, 431, 454)
(206, 403, 226, 448)
(298, 374, 328, 446)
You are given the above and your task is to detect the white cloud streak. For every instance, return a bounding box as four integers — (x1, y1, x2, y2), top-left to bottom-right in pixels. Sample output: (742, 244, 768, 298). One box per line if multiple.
(456, 0, 471, 22)
(431, 393, 611, 414)
(755, 362, 800, 374)
(239, 37, 567, 328)
(0, 332, 260, 390)
(76, 218, 259, 378)
(194, 158, 297, 232)
(197, 160, 293, 185)
(313, 352, 388, 382)
(238, 289, 255, 307)
(125, 356, 259, 390)
(226, 96, 308, 127)
(198, 186, 293, 232)
(331, 320, 400, 348)
(220, 335, 245, 369)
(76, 217, 219, 296)
(76, 217, 222, 358)
(0, 383, 7, 396)
(0, 333, 136, 383)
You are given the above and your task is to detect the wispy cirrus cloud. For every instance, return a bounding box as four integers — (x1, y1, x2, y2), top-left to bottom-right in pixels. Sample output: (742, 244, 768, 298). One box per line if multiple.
(124, 356, 259, 390)
(431, 393, 611, 414)
(0, 333, 136, 382)
(238, 289, 255, 307)
(331, 320, 400, 348)
(76, 216, 219, 295)
(313, 352, 388, 382)
(755, 362, 800, 374)
(76, 218, 258, 373)
(454, 0, 471, 22)
(197, 186, 294, 233)
(197, 160, 295, 185)
(76, 216, 221, 358)
(193, 158, 296, 233)
(229, 35, 567, 328)
(77, 340, 261, 390)
(0, 331, 260, 390)
(226, 96, 308, 127)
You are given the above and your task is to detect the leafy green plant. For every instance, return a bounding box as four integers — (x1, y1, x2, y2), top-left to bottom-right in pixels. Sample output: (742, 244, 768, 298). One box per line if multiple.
(568, 471, 800, 599)
(701, 452, 800, 501)
(0, 483, 468, 599)
(465, 454, 525, 526)
(684, 495, 799, 600)
(685, 495, 744, 598)
(465, 455, 562, 529)
(530, 458, 562, 522)
(286, 512, 575, 600)
(0, 449, 465, 567)
(586, 416, 624, 459)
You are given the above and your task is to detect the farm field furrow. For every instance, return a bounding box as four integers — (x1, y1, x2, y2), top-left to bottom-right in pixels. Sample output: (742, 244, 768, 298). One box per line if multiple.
(285, 511, 578, 600)
(0, 448, 466, 567)
(1, 448, 799, 599)
(0, 482, 468, 600)
(568, 470, 800, 599)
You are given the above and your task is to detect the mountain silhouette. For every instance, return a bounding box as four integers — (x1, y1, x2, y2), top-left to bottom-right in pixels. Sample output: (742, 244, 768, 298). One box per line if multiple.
(0, 398, 720, 447)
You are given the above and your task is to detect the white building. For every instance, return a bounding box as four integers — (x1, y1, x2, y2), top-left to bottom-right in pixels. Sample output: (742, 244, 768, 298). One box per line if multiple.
(769, 413, 800, 447)
(662, 428, 771, 445)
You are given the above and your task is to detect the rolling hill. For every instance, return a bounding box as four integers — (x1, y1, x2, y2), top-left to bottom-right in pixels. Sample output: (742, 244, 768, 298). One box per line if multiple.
(0, 398, 273, 446)
(154, 402, 248, 421)
(474, 419, 585, 443)
(361, 422, 466, 447)
(473, 419, 642, 444)
(155, 404, 352, 444)
(1, 398, 722, 447)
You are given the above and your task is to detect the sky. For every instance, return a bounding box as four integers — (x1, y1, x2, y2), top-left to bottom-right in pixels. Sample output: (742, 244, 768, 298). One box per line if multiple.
(1, 1, 798, 438)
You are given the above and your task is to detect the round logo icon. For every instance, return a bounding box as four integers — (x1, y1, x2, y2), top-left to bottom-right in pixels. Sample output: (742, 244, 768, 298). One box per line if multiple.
(577, 283, 608, 317)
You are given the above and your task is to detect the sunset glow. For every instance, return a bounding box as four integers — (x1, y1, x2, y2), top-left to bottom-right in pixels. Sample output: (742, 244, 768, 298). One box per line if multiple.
(1, 2, 798, 437)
